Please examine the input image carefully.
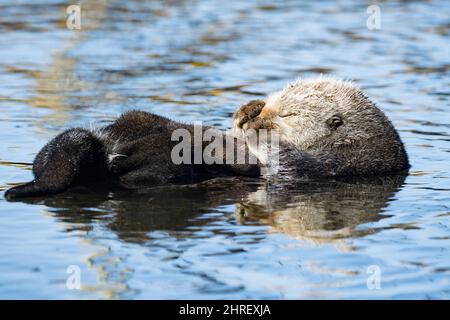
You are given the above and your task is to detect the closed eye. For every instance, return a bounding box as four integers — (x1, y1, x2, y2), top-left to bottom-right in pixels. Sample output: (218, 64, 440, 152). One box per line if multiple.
(278, 113, 296, 118)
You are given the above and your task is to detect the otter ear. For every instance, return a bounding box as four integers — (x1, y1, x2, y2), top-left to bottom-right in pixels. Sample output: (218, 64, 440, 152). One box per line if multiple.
(326, 114, 343, 130)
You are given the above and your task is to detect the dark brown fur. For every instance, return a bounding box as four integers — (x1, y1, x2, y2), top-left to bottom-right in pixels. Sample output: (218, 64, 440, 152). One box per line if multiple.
(5, 111, 259, 200)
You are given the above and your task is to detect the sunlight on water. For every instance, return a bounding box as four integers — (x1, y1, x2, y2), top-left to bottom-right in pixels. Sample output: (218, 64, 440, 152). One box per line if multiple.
(0, 0, 449, 299)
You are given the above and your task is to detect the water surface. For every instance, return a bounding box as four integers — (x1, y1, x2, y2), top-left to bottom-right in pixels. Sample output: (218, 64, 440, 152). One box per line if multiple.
(0, 0, 449, 299)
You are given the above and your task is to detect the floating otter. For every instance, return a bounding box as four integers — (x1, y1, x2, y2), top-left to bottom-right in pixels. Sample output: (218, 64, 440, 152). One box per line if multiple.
(233, 77, 409, 178)
(4, 77, 409, 200)
(4, 111, 259, 200)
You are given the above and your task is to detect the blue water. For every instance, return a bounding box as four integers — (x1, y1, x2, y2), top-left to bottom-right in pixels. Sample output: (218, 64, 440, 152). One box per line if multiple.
(0, 0, 449, 299)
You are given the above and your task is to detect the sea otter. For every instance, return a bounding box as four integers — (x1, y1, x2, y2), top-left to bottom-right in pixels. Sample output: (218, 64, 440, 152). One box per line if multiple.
(4, 77, 409, 200)
(232, 77, 409, 178)
(4, 111, 259, 200)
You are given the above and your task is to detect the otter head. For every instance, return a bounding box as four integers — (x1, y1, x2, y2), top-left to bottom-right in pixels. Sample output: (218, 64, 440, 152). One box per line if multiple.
(233, 77, 409, 176)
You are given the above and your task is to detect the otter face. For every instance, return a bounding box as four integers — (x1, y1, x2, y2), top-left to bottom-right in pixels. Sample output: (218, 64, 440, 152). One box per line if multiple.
(233, 77, 409, 176)
(235, 78, 392, 150)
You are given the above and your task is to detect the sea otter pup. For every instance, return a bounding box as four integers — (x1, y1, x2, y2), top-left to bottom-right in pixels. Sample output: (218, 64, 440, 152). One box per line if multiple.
(4, 111, 259, 200)
(4, 77, 409, 200)
(232, 77, 409, 178)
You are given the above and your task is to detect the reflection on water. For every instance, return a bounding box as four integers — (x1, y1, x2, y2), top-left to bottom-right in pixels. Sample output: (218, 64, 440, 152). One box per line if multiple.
(24, 178, 261, 243)
(0, 0, 449, 299)
(6, 175, 408, 298)
(20, 176, 405, 244)
(236, 176, 406, 245)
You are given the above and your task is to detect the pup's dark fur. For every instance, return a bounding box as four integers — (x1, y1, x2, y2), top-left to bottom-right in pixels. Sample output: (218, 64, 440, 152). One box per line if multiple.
(5, 111, 259, 200)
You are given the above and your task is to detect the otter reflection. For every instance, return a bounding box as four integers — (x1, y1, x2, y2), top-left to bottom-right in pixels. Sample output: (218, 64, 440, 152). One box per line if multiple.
(19, 177, 261, 243)
(236, 175, 406, 244)
(18, 175, 405, 244)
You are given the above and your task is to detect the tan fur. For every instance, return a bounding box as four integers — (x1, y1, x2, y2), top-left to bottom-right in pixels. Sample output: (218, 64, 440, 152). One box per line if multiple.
(233, 76, 409, 177)
(253, 77, 371, 149)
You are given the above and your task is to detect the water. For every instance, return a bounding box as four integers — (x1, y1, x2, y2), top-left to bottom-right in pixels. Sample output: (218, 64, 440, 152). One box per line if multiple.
(0, 0, 449, 299)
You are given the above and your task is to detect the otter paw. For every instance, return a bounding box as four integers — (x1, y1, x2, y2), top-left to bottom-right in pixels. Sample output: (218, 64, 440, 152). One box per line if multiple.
(233, 100, 265, 129)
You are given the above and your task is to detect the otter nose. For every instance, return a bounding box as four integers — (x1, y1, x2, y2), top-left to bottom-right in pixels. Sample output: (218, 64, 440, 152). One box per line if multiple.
(258, 106, 276, 119)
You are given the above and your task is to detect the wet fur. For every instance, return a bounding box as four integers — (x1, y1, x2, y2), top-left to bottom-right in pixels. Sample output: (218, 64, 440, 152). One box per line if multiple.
(5, 111, 259, 200)
(5, 77, 409, 200)
(233, 77, 409, 178)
